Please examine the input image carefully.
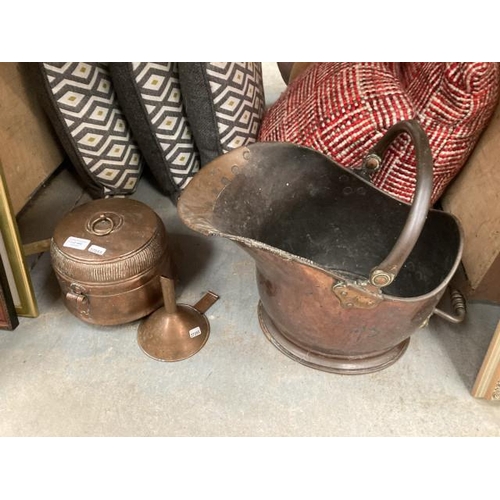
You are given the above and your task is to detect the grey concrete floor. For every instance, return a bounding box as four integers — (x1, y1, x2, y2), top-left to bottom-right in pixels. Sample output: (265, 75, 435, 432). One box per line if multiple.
(1, 64, 499, 437)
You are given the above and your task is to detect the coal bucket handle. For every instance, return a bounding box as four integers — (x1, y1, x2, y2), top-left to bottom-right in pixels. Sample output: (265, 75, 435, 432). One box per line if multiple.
(362, 120, 433, 288)
(433, 287, 467, 324)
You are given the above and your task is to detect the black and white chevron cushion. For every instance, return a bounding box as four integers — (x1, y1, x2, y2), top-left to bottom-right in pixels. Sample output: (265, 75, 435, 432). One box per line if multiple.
(109, 62, 200, 195)
(178, 62, 265, 166)
(31, 62, 143, 198)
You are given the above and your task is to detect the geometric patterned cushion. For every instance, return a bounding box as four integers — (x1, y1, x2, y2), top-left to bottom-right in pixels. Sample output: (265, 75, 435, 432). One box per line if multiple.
(178, 62, 266, 166)
(109, 62, 200, 195)
(29, 62, 143, 198)
(258, 62, 500, 204)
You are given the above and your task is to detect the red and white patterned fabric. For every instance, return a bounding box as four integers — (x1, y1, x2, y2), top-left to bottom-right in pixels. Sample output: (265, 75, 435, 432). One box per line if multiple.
(258, 62, 500, 204)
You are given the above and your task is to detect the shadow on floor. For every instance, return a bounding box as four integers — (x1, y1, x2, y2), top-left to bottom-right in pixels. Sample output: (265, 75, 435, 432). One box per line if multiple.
(168, 232, 214, 293)
(430, 298, 499, 392)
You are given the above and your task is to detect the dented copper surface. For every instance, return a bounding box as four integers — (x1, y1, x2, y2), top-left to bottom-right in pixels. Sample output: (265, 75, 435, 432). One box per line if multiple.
(178, 120, 465, 374)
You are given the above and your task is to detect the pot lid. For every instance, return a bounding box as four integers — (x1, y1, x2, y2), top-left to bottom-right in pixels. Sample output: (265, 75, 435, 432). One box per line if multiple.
(52, 198, 164, 264)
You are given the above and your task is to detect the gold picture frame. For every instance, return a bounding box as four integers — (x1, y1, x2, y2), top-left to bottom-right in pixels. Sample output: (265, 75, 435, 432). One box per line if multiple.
(472, 320, 500, 401)
(0, 163, 38, 317)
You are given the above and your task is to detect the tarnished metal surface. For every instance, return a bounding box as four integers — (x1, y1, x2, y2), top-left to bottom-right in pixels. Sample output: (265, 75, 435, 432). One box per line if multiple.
(332, 280, 383, 309)
(137, 277, 219, 362)
(177, 120, 464, 374)
(51, 198, 172, 325)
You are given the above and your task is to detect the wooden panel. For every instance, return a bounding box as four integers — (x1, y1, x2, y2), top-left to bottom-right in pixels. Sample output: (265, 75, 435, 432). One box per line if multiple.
(472, 321, 500, 400)
(0, 62, 64, 214)
(441, 98, 500, 302)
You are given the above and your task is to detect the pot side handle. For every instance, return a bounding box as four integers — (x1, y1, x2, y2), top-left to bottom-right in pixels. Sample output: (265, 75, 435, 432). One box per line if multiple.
(361, 120, 434, 288)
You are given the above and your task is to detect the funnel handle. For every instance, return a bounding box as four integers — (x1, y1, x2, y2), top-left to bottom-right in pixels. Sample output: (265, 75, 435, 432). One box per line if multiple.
(362, 120, 433, 288)
(193, 291, 220, 314)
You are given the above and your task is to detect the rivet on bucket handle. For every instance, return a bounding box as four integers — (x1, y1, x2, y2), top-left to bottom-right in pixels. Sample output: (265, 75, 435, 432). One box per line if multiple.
(361, 120, 433, 288)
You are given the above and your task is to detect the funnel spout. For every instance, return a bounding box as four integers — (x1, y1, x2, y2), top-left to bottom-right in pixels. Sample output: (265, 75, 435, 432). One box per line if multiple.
(160, 276, 177, 314)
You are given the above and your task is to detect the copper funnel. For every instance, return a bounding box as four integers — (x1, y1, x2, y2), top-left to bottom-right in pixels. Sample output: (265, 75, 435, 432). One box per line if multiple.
(137, 276, 219, 362)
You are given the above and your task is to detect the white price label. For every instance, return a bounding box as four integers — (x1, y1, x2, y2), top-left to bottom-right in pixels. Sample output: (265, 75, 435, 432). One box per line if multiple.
(63, 236, 91, 250)
(189, 327, 202, 338)
(88, 245, 107, 256)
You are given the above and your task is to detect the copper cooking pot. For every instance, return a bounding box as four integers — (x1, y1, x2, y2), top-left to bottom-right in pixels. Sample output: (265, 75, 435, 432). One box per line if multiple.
(177, 120, 465, 374)
(51, 198, 172, 326)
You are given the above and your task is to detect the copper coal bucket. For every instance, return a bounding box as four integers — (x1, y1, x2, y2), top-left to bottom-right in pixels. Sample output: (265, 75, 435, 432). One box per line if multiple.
(177, 120, 465, 374)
